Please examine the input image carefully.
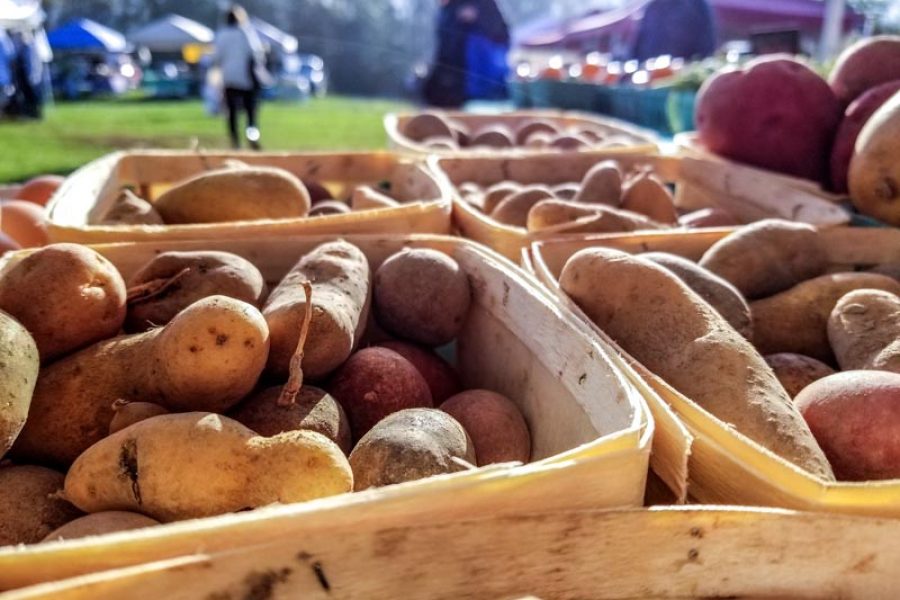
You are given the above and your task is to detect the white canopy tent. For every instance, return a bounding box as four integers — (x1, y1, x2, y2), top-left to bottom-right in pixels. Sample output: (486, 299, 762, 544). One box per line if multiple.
(128, 14, 214, 54)
(0, 0, 45, 30)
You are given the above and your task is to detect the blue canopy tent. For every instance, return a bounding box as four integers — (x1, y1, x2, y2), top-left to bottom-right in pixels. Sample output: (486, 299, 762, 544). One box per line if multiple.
(48, 19, 128, 53)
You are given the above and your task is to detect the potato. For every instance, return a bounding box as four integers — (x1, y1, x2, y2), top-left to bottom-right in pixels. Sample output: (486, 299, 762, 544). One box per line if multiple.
(828, 35, 900, 106)
(551, 183, 580, 200)
(490, 186, 555, 228)
(828, 289, 900, 373)
(423, 137, 458, 151)
(448, 121, 471, 146)
(309, 201, 350, 217)
(848, 89, 900, 226)
(795, 371, 900, 480)
(642, 252, 753, 340)
(440, 389, 530, 466)
(678, 207, 741, 228)
(751, 273, 900, 362)
(64, 413, 352, 522)
(109, 402, 170, 435)
(574, 160, 622, 206)
(868, 263, 900, 281)
(0, 465, 82, 546)
(349, 408, 474, 490)
(154, 166, 310, 224)
(699, 220, 828, 299)
(264, 240, 370, 380)
(560, 248, 834, 479)
(350, 185, 400, 211)
(98, 190, 164, 225)
(482, 182, 521, 214)
(329, 347, 433, 440)
(550, 133, 591, 150)
(526, 199, 664, 234)
(470, 126, 514, 148)
(514, 119, 560, 145)
(524, 131, 554, 149)
(620, 172, 678, 224)
(378, 341, 461, 404)
(0, 311, 38, 458)
(0, 244, 127, 362)
(125, 251, 266, 332)
(303, 180, 333, 204)
(764, 353, 835, 398)
(12, 296, 269, 467)
(42, 512, 159, 542)
(373, 248, 471, 346)
(229, 385, 352, 455)
(403, 112, 454, 142)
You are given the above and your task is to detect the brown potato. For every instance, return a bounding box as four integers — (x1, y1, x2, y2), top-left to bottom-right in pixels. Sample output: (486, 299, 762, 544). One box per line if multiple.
(42, 512, 159, 542)
(514, 120, 560, 145)
(0, 465, 81, 546)
(154, 166, 311, 224)
(751, 273, 900, 362)
(12, 296, 270, 467)
(229, 385, 352, 455)
(490, 186, 555, 228)
(125, 251, 267, 332)
(828, 289, 900, 372)
(0, 243, 127, 362)
(378, 341, 462, 404)
(471, 126, 514, 148)
(699, 220, 828, 299)
(349, 408, 475, 490)
(526, 199, 664, 234)
(373, 248, 471, 346)
(551, 183, 580, 200)
(309, 201, 351, 217)
(403, 112, 454, 142)
(550, 133, 591, 150)
(98, 190, 164, 225)
(560, 248, 834, 479)
(574, 160, 623, 206)
(482, 182, 522, 214)
(109, 401, 170, 435)
(764, 353, 835, 398)
(0, 310, 38, 458)
(642, 252, 753, 340)
(264, 240, 371, 380)
(620, 172, 678, 224)
(440, 389, 531, 465)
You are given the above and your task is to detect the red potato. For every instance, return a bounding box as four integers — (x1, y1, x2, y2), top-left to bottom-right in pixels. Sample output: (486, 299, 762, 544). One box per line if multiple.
(329, 347, 433, 441)
(696, 56, 841, 182)
(829, 35, 900, 106)
(829, 80, 900, 193)
(764, 353, 835, 398)
(378, 341, 461, 404)
(440, 389, 531, 465)
(796, 371, 900, 481)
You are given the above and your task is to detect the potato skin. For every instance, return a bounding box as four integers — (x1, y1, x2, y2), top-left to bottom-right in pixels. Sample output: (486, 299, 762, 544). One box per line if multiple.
(264, 240, 371, 380)
(0, 244, 127, 362)
(699, 220, 828, 299)
(373, 248, 471, 346)
(440, 389, 530, 466)
(329, 347, 433, 441)
(643, 252, 753, 340)
(0, 311, 39, 458)
(64, 413, 353, 522)
(403, 112, 454, 142)
(229, 385, 352, 455)
(574, 160, 622, 206)
(764, 353, 836, 398)
(0, 465, 82, 546)
(620, 172, 678, 224)
(154, 166, 311, 224)
(560, 248, 834, 480)
(12, 296, 269, 467)
(482, 182, 521, 215)
(795, 371, 900, 481)
(751, 273, 900, 362)
(349, 408, 475, 490)
(99, 190, 164, 226)
(42, 511, 159, 542)
(378, 341, 461, 404)
(125, 251, 267, 332)
(828, 289, 900, 372)
(109, 402, 170, 435)
(526, 199, 664, 234)
(490, 186, 555, 228)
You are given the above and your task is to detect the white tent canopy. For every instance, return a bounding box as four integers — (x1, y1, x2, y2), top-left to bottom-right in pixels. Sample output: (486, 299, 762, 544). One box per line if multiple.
(128, 14, 214, 53)
(250, 17, 298, 55)
(0, 0, 45, 30)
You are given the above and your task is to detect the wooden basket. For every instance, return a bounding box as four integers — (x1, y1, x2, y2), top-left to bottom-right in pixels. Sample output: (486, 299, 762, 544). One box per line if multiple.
(0, 185, 23, 199)
(528, 227, 900, 517)
(431, 152, 849, 262)
(44, 151, 454, 244)
(0, 233, 653, 591)
(385, 109, 660, 156)
(7, 505, 900, 599)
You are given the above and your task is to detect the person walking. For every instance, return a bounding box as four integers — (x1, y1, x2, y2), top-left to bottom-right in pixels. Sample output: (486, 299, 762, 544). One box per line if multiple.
(212, 5, 271, 150)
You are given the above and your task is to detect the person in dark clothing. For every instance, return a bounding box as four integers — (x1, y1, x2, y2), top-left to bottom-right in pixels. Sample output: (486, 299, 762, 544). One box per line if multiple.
(632, 0, 716, 62)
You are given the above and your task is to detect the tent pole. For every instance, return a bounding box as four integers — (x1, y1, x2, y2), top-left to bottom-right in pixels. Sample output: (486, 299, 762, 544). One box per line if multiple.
(819, 0, 846, 61)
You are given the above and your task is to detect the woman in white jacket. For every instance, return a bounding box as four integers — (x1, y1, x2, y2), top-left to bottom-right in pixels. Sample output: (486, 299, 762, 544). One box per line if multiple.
(212, 5, 269, 149)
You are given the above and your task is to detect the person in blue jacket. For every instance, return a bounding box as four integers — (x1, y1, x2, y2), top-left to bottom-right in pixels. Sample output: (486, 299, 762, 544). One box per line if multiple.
(632, 0, 716, 62)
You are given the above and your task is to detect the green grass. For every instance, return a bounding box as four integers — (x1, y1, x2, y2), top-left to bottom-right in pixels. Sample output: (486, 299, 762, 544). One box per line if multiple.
(0, 96, 412, 183)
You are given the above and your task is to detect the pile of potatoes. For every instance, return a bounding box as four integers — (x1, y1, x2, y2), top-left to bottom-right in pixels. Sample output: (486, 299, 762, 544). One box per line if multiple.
(400, 111, 645, 152)
(92, 161, 418, 226)
(0, 240, 531, 546)
(458, 159, 741, 234)
(560, 219, 900, 483)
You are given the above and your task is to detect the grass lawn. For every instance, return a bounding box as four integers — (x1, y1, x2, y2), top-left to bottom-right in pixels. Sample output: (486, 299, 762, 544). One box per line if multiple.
(0, 96, 413, 183)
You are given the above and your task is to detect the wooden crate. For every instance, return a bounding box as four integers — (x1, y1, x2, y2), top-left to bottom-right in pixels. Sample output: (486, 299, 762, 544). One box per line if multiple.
(7, 505, 900, 599)
(0, 233, 653, 591)
(528, 227, 900, 517)
(431, 152, 849, 262)
(384, 109, 660, 156)
(44, 151, 454, 244)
